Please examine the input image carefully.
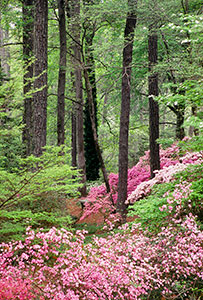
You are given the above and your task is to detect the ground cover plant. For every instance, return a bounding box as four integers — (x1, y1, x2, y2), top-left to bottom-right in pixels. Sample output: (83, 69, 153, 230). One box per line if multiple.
(0, 215, 202, 299)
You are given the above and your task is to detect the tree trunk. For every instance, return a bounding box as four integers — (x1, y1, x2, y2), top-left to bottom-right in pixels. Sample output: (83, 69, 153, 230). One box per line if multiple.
(175, 104, 185, 140)
(83, 0, 100, 181)
(33, 0, 48, 157)
(71, 108, 77, 168)
(117, 0, 137, 221)
(57, 0, 67, 146)
(148, 30, 160, 178)
(22, 0, 34, 157)
(83, 68, 111, 193)
(70, 0, 87, 196)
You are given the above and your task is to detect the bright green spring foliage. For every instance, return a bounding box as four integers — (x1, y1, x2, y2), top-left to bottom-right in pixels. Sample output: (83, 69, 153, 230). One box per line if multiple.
(0, 146, 82, 242)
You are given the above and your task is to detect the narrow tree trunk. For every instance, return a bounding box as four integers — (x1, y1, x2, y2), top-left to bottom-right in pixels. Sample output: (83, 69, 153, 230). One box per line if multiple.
(192, 105, 199, 136)
(83, 68, 110, 193)
(71, 108, 77, 168)
(33, 0, 48, 157)
(57, 0, 67, 146)
(148, 31, 160, 178)
(175, 104, 185, 140)
(70, 0, 87, 196)
(22, 0, 34, 157)
(117, 0, 137, 221)
(83, 0, 100, 181)
(75, 65, 87, 196)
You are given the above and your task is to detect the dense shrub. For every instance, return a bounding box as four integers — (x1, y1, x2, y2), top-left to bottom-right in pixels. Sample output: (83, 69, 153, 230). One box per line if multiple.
(128, 162, 203, 232)
(81, 142, 202, 222)
(0, 146, 81, 242)
(0, 213, 202, 299)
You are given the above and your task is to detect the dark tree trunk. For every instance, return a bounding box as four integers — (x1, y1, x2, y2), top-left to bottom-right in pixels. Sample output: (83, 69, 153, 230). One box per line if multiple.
(175, 104, 185, 140)
(70, 0, 87, 196)
(66, 4, 77, 169)
(71, 108, 77, 168)
(191, 105, 199, 136)
(75, 64, 87, 196)
(33, 0, 48, 156)
(83, 0, 100, 181)
(22, 0, 34, 157)
(148, 31, 160, 178)
(83, 68, 111, 193)
(57, 0, 67, 146)
(117, 0, 137, 221)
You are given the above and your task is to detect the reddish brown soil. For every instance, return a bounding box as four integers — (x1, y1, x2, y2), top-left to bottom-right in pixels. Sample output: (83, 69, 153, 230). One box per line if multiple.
(66, 198, 105, 225)
(67, 198, 136, 225)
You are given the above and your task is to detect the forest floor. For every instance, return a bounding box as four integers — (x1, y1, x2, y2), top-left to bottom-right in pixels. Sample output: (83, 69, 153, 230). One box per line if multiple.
(66, 197, 105, 225)
(66, 197, 137, 226)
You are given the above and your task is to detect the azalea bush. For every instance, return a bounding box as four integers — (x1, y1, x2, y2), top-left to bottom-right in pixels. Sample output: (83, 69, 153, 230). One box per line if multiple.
(128, 162, 203, 232)
(81, 141, 202, 223)
(0, 214, 202, 299)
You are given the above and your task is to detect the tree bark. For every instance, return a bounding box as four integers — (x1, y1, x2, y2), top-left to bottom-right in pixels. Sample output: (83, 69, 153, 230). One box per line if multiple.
(33, 0, 48, 157)
(83, 68, 111, 193)
(57, 0, 67, 146)
(71, 107, 77, 168)
(70, 0, 87, 196)
(22, 0, 34, 157)
(175, 104, 185, 140)
(117, 0, 137, 221)
(148, 30, 160, 178)
(83, 0, 100, 181)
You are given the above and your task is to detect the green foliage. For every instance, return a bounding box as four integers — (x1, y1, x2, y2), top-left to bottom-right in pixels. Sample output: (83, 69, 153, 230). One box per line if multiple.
(179, 135, 203, 153)
(128, 182, 174, 232)
(0, 146, 81, 209)
(0, 66, 24, 170)
(0, 146, 81, 242)
(0, 210, 72, 243)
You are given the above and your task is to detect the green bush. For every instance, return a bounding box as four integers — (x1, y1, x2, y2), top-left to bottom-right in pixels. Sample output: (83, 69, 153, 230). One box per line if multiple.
(0, 146, 82, 242)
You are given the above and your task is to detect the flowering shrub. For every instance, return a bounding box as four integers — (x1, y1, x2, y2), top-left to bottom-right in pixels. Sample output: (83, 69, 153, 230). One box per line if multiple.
(127, 151, 203, 204)
(81, 142, 202, 221)
(128, 160, 203, 233)
(0, 214, 202, 299)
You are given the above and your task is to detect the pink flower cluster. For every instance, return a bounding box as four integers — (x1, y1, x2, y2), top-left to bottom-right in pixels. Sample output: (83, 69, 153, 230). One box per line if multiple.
(0, 215, 202, 299)
(158, 182, 193, 218)
(127, 151, 202, 204)
(82, 142, 202, 219)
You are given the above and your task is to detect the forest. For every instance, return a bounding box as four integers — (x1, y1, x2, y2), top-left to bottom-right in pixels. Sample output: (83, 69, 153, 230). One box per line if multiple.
(0, 0, 203, 299)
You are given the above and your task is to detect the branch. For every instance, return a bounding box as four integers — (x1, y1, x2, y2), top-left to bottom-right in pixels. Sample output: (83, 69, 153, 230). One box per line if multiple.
(0, 167, 43, 209)
(167, 104, 178, 114)
(0, 42, 23, 48)
(47, 93, 83, 106)
(159, 122, 176, 125)
(98, 112, 117, 137)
